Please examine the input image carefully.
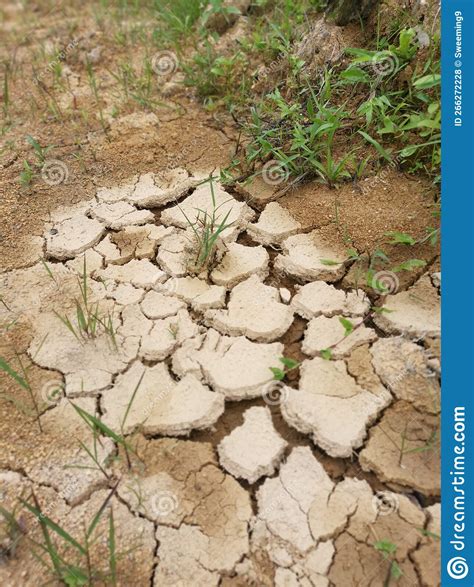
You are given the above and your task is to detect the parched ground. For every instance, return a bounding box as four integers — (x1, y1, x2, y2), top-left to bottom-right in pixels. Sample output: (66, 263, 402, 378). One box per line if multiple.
(1, 2, 440, 586)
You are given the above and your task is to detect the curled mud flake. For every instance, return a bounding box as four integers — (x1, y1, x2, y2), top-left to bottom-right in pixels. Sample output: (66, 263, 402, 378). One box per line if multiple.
(205, 275, 294, 342)
(210, 242, 270, 288)
(28, 312, 139, 396)
(96, 259, 167, 289)
(235, 176, 283, 209)
(217, 406, 287, 483)
(156, 231, 191, 277)
(247, 202, 302, 246)
(281, 357, 391, 458)
(274, 230, 348, 283)
(172, 329, 284, 399)
(45, 216, 105, 260)
(373, 274, 440, 338)
(65, 250, 103, 275)
(127, 168, 204, 208)
(139, 308, 200, 361)
(155, 275, 227, 311)
(302, 315, 377, 359)
(140, 290, 186, 319)
(89, 201, 154, 230)
(292, 281, 370, 319)
(101, 361, 224, 436)
(255, 447, 334, 554)
(96, 177, 138, 203)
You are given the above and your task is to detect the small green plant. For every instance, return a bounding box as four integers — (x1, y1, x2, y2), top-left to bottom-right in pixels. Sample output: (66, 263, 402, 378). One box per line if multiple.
(54, 258, 117, 348)
(86, 60, 107, 135)
(373, 540, 403, 586)
(20, 160, 34, 186)
(270, 357, 300, 381)
(0, 502, 26, 560)
(26, 135, 53, 165)
(21, 484, 120, 586)
(180, 175, 234, 274)
(0, 351, 45, 432)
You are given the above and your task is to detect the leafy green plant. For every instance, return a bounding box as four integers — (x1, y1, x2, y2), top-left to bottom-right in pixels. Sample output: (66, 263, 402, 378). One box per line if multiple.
(19, 160, 34, 186)
(180, 175, 234, 274)
(374, 540, 403, 585)
(270, 356, 300, 381)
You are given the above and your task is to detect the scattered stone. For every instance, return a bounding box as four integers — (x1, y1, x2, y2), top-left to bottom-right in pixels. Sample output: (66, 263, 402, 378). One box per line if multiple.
(45, 216, 105, 260)
(101, 361, 224, 436)
(302, 315, 377, 359)
(281, 357, 391, 457)
(172, 330, 284, 400)
(140, 308, 200, 361)
(141, 290, 186, 319)
(248, 202, 301, 245)
(89, 201, 154, 229)
(160, 182, 255, 241)
(275, 230, 348, 282)
(206, 275, 294, 342)
(374, 275, 440, 338)
(370, 337, 440, 413)
(359, 401, 440, 496)
(97, 259, 167, 289)
(218, 407, 287, 483)
(292, 281, 370, 319)
(210, 242, 269, 288)
(279, 287, 292, 304)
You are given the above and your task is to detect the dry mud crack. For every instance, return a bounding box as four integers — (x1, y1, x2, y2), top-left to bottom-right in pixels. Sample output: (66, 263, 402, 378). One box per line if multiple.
(0, 169, 440, 586)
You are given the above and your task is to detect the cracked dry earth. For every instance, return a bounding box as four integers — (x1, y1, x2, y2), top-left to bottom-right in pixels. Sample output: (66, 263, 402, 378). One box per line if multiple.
(0, 169, 440, 586)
